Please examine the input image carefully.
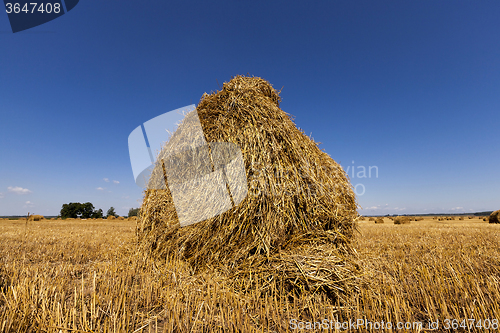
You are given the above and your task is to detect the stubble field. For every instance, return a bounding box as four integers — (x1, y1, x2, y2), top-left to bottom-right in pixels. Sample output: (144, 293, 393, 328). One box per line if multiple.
(0, 216, 499, 332)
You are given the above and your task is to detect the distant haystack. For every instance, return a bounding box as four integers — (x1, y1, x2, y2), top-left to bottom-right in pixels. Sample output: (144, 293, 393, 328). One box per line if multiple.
(489, 210, 500, 224)
(394, 216, 411, 225)
(28, 215, 44, 221)
(107, 216, 116, 220)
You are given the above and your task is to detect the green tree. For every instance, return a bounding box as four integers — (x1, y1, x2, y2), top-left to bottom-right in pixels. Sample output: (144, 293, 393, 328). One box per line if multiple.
(91, 208, 103, 219)
(60, 202, 100, 219)
(60, 202, 81, 219)
(80, 202, 95, 219)
(106, 207, 117, 218)
(128, 208, 140, 217)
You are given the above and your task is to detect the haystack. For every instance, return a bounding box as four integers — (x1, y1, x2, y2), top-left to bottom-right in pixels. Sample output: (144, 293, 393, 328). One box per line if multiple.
(394, 216, 411, 224)
(489, 210, 500, 224)
(138, 76, 359, 299)
(107, 216, 116, 220)
(28, 215, 44, 221)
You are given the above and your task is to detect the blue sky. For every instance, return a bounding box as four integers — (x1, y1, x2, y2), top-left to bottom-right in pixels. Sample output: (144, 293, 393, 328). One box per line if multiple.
(1, 1, 499, 216)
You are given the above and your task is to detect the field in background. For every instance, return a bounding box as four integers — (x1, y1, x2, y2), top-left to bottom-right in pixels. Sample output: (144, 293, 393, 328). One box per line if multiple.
(0, 217, 499, 332)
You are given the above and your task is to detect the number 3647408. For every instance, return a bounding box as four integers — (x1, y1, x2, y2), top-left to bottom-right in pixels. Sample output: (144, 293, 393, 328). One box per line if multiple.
(5, 3, 61, 14)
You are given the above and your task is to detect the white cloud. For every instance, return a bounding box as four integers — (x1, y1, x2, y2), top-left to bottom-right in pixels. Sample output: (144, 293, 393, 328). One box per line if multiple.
(0, 192, 4, 199)
(365, 204, 389, 211)
(113, 180, 120, 184)
(96, 187, 105, 191)
(103, 178, 110, 182)
(23, 201, 35, 208)
(450, 207, 464, 212)
(8, 186, 32, 195)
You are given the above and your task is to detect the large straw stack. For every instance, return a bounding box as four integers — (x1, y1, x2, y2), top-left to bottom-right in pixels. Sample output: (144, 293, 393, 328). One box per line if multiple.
(138, 76, 360, 299)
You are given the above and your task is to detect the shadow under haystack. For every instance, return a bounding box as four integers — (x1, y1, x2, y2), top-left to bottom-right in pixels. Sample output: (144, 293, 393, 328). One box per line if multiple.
(138, 76, 360, 301)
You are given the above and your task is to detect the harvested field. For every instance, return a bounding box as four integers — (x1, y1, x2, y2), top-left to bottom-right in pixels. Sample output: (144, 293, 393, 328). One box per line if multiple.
(1, 217, 499, 332)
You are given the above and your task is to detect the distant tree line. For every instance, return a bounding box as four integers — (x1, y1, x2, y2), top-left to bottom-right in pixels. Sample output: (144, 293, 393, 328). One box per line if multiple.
(59, 202, 140, 219)
(60, 202, 102, 219)
(60, 202, 116, 219)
